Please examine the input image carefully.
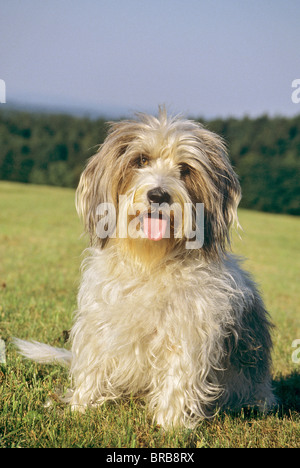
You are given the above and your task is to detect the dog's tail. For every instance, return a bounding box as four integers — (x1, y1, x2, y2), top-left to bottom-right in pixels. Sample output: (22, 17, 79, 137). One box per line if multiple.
(13, 338, 72, 367)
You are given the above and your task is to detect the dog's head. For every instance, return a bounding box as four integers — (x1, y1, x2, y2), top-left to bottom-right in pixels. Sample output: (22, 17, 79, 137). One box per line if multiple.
(76, 108, 241, 263)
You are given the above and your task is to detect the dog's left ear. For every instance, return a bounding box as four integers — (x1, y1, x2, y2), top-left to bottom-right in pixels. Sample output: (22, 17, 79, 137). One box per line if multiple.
(195, 127, 241, 259)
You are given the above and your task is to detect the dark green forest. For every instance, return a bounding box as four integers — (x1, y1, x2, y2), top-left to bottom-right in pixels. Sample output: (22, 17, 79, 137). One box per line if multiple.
(0, 109, 299, 215)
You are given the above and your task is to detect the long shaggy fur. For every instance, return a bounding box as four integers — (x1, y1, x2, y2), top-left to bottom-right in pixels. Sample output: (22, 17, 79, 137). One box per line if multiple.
(15, 108, 275, 428)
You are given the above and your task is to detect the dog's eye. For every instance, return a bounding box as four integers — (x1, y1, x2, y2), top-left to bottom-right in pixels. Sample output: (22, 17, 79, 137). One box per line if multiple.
(179, 163, 191, 178)
(137, 155, 149, 167)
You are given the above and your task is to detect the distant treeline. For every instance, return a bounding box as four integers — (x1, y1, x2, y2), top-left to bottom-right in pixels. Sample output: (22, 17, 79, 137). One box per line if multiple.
(0, 109, 299, 215)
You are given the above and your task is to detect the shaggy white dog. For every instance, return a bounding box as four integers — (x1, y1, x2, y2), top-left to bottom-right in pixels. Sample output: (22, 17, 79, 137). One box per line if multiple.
(15, 109, 275, 428)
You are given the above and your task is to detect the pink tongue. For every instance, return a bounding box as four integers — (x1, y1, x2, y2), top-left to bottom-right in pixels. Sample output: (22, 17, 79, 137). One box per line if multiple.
(143, 215, 167, 241)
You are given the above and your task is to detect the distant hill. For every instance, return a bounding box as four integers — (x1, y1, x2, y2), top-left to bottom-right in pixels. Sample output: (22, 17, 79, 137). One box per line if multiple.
(3, 99, 131, 120)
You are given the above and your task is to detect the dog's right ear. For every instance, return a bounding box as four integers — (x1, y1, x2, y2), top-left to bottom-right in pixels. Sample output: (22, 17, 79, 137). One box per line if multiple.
(76, 122, 132, 247)
(76, 143, 122, 249)
(76, 118, 145, 247)
(76, 151, 107, 247)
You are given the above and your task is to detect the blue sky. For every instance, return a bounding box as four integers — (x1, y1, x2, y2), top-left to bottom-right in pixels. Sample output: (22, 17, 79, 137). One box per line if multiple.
(1, 0, 300, 118)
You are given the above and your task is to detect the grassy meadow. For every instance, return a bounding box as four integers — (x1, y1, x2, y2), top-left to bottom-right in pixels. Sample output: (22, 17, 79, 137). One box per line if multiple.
(0, 181, 299, 448)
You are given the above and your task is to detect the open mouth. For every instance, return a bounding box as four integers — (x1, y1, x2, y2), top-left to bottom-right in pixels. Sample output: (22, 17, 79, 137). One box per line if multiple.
(142, 211, 169, 241)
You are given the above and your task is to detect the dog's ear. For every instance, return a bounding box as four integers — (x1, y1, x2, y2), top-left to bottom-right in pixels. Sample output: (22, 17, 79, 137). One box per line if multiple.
(193, 127, 241, 260)
(76, 151, 109, 247)
(76, 121, 136, 247)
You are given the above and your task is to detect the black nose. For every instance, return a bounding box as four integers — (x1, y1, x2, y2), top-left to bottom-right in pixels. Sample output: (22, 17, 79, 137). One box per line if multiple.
(147, 187, 171, 205)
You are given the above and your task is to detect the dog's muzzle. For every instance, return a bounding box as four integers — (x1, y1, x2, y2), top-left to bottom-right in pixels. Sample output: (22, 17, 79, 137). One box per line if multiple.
(140, 187, 171, 241)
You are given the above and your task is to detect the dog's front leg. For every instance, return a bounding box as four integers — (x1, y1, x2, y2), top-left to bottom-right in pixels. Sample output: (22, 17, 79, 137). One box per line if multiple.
(69, 358, 106, 412)
(69, 376, 95, 413)
(148, 352, 197, 429)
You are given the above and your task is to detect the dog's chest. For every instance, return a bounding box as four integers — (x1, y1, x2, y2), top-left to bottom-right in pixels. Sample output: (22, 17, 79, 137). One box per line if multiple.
(93, 263, 211, 326)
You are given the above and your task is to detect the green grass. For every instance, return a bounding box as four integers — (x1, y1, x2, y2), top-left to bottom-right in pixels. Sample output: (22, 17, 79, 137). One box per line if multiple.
(0, 181, 299, 448)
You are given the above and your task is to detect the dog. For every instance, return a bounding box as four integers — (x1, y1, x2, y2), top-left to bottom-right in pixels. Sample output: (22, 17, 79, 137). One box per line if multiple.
(15, 108, 276, 428)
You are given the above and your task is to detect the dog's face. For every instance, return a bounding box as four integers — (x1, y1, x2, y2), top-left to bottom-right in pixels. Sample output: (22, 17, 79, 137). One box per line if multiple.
(76, 109, 241, 263)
